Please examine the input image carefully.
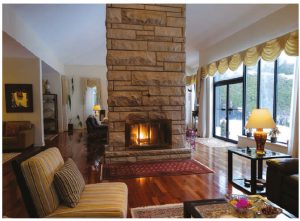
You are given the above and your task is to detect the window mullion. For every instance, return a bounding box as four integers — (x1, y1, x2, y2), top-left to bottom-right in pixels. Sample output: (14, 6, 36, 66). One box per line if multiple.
(273, 60, 278, 122)
(257, 60, 261, 108)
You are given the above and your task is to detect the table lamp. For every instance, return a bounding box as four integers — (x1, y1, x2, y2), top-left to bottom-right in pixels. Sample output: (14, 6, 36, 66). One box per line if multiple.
(245, 108, 276, 155)
(93, 104, 101, 116)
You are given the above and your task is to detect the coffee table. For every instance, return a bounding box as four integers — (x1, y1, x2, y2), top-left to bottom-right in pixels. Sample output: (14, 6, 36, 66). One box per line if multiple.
(228, 147, 291, 194)
(183, 195, 295, 218)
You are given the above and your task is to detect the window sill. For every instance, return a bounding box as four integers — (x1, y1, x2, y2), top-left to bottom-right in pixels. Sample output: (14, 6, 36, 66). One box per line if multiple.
(238, 135, 288, 154)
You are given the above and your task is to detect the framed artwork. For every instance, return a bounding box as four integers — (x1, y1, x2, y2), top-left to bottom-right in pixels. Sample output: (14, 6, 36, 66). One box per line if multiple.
(5, 84, 33, 112)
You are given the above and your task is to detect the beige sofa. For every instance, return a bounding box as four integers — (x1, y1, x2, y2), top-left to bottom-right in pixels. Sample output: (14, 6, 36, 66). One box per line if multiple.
(16, 147, 128, 218)
(3, 121, 34, 152)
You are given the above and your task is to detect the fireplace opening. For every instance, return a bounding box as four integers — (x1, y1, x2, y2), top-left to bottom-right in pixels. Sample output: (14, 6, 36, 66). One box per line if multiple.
(125, 120, 172, 149)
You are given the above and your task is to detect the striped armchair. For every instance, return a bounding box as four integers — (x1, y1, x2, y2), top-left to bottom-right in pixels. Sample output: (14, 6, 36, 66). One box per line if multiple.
(12, 147, 128, 218)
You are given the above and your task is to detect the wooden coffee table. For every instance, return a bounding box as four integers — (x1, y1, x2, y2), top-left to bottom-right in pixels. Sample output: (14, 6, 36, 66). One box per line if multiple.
(183, 195, 295, 218)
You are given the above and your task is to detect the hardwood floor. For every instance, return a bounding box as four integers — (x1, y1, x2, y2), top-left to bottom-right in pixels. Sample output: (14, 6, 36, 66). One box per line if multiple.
(3, 130, 268, 217)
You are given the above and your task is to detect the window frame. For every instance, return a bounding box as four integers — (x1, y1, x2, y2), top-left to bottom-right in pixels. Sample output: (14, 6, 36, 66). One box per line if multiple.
(213, 56, 293, 144)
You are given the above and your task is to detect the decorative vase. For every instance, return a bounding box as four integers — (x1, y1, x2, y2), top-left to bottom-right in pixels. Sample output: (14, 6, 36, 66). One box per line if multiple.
(68, 123, 73, 132)
(270, 137, 277, 143)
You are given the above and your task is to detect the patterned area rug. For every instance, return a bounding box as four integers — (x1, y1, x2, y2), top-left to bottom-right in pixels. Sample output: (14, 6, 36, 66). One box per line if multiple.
(103, 159, 214, 179)
(131, 203, 183, 218)
(196, 138, 236, 148)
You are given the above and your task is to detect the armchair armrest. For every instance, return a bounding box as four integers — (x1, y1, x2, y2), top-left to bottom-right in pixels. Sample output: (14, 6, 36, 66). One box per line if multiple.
(266, 158, 298, 175)
(17, 127, 35, 149)
(266, 158, 298, 205)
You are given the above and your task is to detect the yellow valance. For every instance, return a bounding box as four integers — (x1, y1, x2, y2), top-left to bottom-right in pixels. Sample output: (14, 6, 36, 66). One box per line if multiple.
(201, 30, 298, 78)
(185, 74, 197, 85)
(185, 30, 298, 84)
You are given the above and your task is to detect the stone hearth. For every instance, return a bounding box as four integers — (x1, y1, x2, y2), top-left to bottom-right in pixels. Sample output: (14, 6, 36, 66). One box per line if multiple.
(106, 4, 190, 163)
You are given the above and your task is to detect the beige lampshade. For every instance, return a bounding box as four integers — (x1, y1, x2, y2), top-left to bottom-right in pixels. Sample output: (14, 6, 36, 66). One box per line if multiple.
(93, 104, 101, 111)
(245, 108, 276, 129)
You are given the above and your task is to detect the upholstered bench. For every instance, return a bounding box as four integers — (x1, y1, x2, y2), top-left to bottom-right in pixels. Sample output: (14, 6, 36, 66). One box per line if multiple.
(12, 147, 128, 218)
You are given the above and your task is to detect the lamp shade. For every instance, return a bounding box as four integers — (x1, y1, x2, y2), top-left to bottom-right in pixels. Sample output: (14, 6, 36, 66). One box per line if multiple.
(93, 104, 101, 111)
(245, 108, 276, 129)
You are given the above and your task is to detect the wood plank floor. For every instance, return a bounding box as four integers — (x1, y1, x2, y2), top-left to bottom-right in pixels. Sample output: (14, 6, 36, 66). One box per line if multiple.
(3, 130, 268, 217)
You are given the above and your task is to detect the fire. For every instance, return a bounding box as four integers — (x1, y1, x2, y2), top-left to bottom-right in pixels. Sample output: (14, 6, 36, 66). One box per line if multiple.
(132, 123, 151, 145)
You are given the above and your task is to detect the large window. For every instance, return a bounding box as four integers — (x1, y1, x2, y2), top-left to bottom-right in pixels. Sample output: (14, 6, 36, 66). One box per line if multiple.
(214, 51, 297, 143)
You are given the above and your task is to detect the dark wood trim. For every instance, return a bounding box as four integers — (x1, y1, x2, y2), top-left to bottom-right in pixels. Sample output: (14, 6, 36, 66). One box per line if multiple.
(11, 146, 46, 218)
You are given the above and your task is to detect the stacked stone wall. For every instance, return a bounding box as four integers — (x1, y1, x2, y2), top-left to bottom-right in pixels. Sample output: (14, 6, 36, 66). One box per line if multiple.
(106, 4, 186, 151)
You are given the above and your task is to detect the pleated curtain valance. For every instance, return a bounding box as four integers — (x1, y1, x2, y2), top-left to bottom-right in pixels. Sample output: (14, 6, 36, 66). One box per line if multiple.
(185, 30, 298, 85)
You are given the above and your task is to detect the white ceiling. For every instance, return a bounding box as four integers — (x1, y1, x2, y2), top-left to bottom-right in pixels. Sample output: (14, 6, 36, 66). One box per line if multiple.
(8, 4, 286, 70)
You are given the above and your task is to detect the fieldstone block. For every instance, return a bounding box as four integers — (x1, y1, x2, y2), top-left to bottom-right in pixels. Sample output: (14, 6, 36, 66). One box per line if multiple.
(107, 29, 136, 39)
(108, 112, 120, 121)
(109, 132, 125, 146)
(164, 62, 182, 71)
(107, 51, 156, 66)
(108, 91, 142, 106)
(132, 71, 184, 86)
(148, 42, 181, 52)
(108, 81, 114, 91)
(144, 5, 181, 12)
(142, 96, 170, 106)
(114, 106, 160, 112)
(112, 40, 147, 50)
(167, 17, 185, 27)
(106, 8, 121, 23)
(112, 4, 145, 9)
(149, 112, 167, 120)
(170, 96, 185, 105)
(112, 23, 144, 30)
(155, 26, 182, 37)
(172, 134, 185, 148)
(120, 112, 148, 121)
(126, 66, 164, 71)
(172, 124, 184, 134)
(157, 52, 185, 62)
(136, 30, 154, 36)
(114, 122, 125, 131)
(107, 71, 131, 80)
(162, 106, 182, 111)
(113, 66, 126, 70)
(149, 86, 183, 95)
(114, 85, 148, 91)
(122, 9, 166, 26)
(114, 81, 131, 86)
(166, 111, 182, 120)
(173, 37, 185, 43)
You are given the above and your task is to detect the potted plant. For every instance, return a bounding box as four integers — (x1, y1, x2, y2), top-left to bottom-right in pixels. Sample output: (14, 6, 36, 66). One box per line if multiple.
(68, 115, 83, 132)
(245, 128, 252, 137)
(269, 127, 280, 143)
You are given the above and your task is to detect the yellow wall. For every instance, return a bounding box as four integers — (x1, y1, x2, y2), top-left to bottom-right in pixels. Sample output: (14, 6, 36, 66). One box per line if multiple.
(3, 57, 44, 146)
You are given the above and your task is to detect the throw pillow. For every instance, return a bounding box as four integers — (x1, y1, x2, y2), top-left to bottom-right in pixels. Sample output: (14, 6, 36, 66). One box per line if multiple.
(54, 158, 85, 208)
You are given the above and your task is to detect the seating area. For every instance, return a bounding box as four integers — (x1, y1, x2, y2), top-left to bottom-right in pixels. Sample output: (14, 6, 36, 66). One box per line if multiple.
(3, 121, 34, 152)
(2, 3, 299, 219)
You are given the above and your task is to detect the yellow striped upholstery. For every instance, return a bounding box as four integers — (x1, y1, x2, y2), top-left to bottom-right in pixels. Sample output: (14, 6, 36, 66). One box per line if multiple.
(47, 183, 128, 218)
(21, 147, 64, 217)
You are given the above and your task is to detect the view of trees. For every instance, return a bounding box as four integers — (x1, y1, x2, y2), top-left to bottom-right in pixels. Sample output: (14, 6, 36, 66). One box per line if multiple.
(214, 51, 297, 143)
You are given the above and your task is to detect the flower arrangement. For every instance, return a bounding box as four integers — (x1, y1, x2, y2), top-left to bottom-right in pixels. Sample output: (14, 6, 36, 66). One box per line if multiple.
(230, 198, 252, 209)
(269, 127, 280, 138)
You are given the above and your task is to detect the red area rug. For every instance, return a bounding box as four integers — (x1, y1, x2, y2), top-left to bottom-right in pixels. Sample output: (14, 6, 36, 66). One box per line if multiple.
(103, 159, 214, 179)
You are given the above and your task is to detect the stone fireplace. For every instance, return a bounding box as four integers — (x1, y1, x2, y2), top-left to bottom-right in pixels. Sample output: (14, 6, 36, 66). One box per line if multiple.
(105, 4, 191, 163)
(125, 120, 172, 150)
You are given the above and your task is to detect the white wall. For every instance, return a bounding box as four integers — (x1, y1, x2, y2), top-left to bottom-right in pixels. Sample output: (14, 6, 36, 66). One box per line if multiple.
(3, 5, 64, 73)
(64, 65, 107, 129)
(200, 5, 298, 66)
(3, 57, 44, 146)
(42, 62, 64, 133)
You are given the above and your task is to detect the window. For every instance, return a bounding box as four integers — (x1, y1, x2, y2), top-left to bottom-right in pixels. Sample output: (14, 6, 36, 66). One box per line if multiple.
(213, 65, 243, 143)
(213, 51, 297, 144)
(276, 52, 297, 143)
